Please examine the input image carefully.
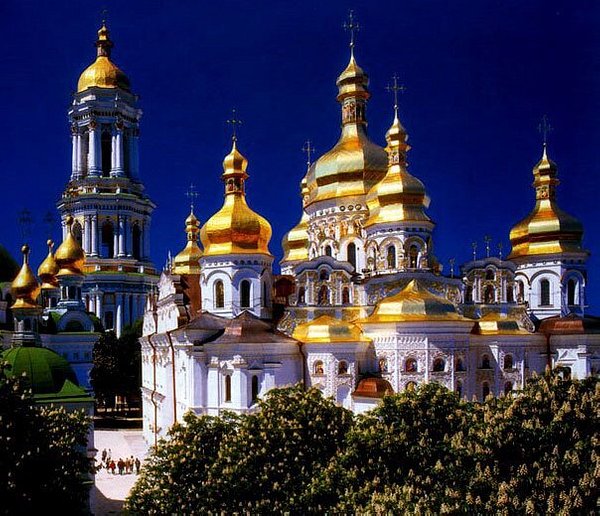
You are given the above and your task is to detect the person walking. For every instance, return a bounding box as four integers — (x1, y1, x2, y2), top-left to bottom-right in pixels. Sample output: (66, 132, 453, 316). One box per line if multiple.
(118, 458, 124, 475)
(134, 457, 141, 474)
(109, 460, 116, 475)
(101, 448, 107, 463)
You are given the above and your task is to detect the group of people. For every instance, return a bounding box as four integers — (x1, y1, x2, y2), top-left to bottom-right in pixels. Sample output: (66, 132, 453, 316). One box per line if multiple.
(100, 448, 141, 475)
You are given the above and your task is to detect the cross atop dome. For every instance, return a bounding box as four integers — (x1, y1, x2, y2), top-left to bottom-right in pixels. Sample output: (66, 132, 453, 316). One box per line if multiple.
(344, 10, 360, 54)
(226, 109, 243, 142)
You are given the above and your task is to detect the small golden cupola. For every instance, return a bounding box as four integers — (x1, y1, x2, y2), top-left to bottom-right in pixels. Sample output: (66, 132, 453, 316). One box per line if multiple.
(37, 240, 60, 290)
(77, 22, 131, 93)
(281, 178, 309, 265)
(11, 245, 41, 310)
(304, 17, 387, 206)
(173, 209, 203, 275)
(509, 145, 586, 260)
(54, 216, 86, 276)
(200, 138, 272, 257)
(365, 101, 432, 228)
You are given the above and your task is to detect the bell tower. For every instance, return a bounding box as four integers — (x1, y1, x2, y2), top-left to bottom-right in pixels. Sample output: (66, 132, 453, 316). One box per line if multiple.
(57, 23, 157, 336)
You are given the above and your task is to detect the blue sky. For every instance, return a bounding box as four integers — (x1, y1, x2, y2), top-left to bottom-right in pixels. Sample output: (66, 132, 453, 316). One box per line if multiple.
(1, 0, 599, 309)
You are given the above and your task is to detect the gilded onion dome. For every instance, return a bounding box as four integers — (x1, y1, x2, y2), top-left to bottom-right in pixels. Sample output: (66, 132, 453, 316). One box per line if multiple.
(292, 315, 370, 343)
(77, 23, 131, 93)
(363, 279, 463, 323)
(305, 51, 387, 206)
(173, 209, 203, 275)
(37, 240, 59, 290)
(365, 107, 432, 228)
(11, 245, 41, 310)
(509, 145, 586, 260)
(200, 139, 272, 257)
(55, 216, 86, 276)
(281, 178, 309, 264)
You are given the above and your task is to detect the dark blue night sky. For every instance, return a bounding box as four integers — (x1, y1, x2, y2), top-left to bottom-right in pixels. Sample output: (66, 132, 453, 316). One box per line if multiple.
(1, 1, 599, 309)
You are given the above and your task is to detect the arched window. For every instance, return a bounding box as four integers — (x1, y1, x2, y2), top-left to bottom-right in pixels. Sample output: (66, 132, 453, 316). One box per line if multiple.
(224, 374, 232, 402)
(517, 280, 525, 302)
(484, 285, 495, 304)
(456, 380, 463, 398)
(297, 287, 305, 305)
(338, 361, 348, 375)
(313, 360, 324, 375)
(132, 223, 141, 260)
(405, 381, 417, 392)
(386, 245, 396, 269)
(347, 242, 357, 270)
(481, 354, 491, 369)
(324, 245, 332, 257)
(409, 245, 418, 268)
(405, 357, 418, 373)
(251, 375, 259, 403)
(101, 221, 114, 258)
(319, 269, 329, 281)
(503, 354, 513, 370)
(215, 280, 225, 309)
(378, 357, 388, 373)
(465, 286, 473, 304)
(240, 280, 251, 308)
(101, 129, 112, 177)
(504, 381, 513, 395)
(262, 281, 268, 307)
(567, 279, 577, 306)
(72, 220, 83, 247)
(455, 357, 465, 372)
(104, 311, 114, 330)
(540, 279, 551, 306)
(482, 382, 490, 399)
(342, 287, 350, 305)
(485, 269, 495, 280)
(433, 358, 445, 372)
(318, 285, 329, 306)
(507, 285, 515, 303)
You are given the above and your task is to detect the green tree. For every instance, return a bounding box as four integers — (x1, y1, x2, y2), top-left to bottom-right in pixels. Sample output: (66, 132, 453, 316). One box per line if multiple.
(90, 330, 120, 409)
(117, 319, 143, 399)
(0, 361, 92, 514)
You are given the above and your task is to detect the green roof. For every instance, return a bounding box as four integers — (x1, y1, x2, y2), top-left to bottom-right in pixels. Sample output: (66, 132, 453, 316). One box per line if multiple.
(2, 346, 91, 403)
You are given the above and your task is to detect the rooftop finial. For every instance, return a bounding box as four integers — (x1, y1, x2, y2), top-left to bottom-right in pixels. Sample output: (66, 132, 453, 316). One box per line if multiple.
(538, 115, 553, 148)
(101, 7, 108, 26)
(185, 183, 199, 212)
(484, 235, 492, 258)
(226, 108, 243, 143)
(343, 10, 360, 56)
(386, 73, 406, 118)
(471, 241, 477, 261)
(302, 140, 315, 170)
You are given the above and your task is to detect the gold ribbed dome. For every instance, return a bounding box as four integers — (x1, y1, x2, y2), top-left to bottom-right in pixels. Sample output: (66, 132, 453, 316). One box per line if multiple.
(293, 315, 370, 343)
(173, 209, 203, 275)
(200, 139, 272, 257)
(77, 23, 131, 93)
(11, 245, 41, 310)
(305, 52, 387, 206)
(55, 216, 86, 276)
(37, 240, 59, 290)
(363, 279, 463, 323)
(509, 145, 586, 260)
(365, 109, 432, 228)
(281, 178, 309, 264)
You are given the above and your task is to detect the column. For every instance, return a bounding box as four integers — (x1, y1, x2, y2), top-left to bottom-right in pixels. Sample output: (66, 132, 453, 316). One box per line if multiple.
(91, 215, 98, 256)
(115, 129, 124, 177)
(116, 294, 123, 337)
(110, 131, 117, 174)
(96, 292, 103, 319)
(71, 126, 78, 180)
(83, 216, 91, 254)
(118, 216, 126, 257)
(89, 294, 96, 314)
(88, 122, 100, 176)
(126, 216, 132, 257)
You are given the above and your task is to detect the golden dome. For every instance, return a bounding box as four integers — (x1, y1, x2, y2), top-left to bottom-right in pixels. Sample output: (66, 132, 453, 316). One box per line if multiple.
(363, 279, 463, 323)
(11, 245, 41, 310)
(365, 109, 432, 228)
(292, 315, 370, 343)
(281, 211, 309, 264)
(173, 209, 203, 275)
(509, 145, 586, 260)
(37, 240, 59, 290)
(472, 313, 529, 335)
(55, 216, 86, 276)
(200, 139, 272, 257)
(77, 23, 131, 93)
(305, 52, 387, 206)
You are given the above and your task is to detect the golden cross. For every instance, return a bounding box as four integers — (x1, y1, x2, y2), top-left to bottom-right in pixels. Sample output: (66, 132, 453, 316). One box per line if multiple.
(484, 235, 491, 258)
(538, 115, 553, 145)
(226, 108, 243, 141)
(101, 8, 108, 25)
(343, 10, 360, 50)
(302, 140, 315, 168)
(185, 183, 199, 211)
(386, 73, 407, 111)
